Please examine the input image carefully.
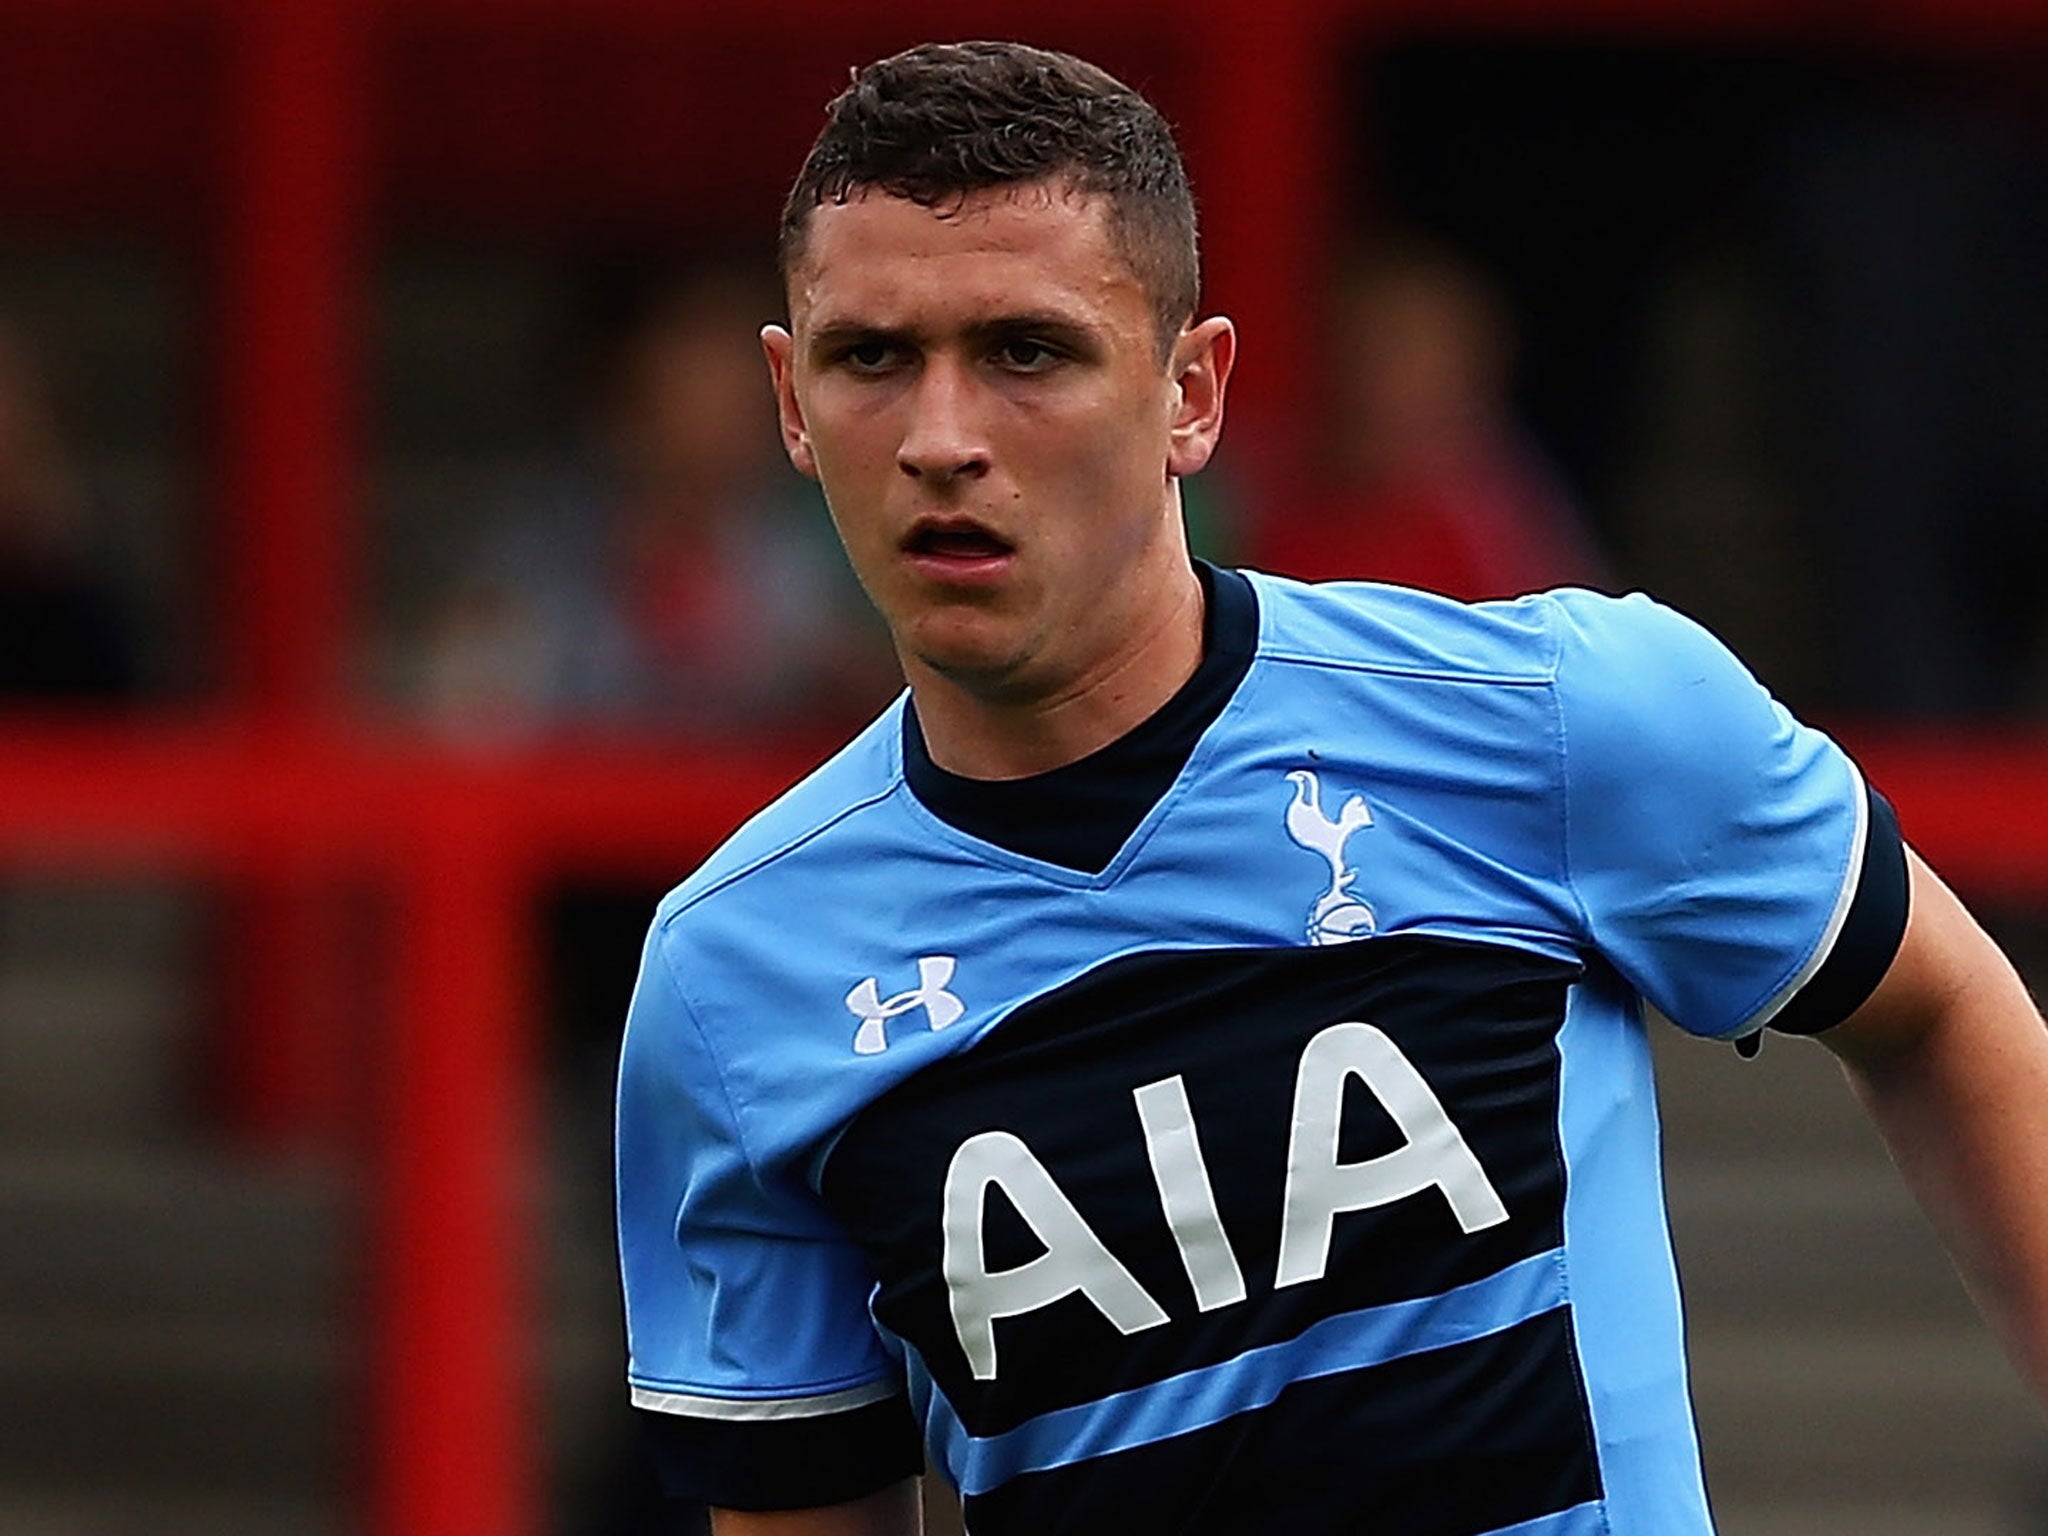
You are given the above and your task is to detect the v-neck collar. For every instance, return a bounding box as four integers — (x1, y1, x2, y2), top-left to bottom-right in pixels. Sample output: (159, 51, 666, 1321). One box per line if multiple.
(900, 563, 1258, 874)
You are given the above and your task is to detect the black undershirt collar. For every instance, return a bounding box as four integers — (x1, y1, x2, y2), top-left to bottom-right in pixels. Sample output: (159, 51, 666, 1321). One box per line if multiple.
(901, 563, 1258, 874)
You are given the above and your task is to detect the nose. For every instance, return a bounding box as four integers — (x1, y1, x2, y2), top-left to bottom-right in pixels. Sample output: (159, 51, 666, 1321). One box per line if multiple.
(897, 357, 991, 485)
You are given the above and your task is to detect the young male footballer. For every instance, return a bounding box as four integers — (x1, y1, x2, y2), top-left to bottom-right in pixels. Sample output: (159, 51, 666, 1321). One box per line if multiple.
(616, 40, 2048, 1536)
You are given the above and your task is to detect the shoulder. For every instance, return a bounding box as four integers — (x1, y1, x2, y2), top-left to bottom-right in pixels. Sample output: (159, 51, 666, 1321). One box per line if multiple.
(1240, 569, 1767, 735)
(1540, 585, 1762, 698)
(656, 697, 911, 927)
(1496, 585, 1839, 850)
(1538, 586, 1807, 782)
(1245, 571, 1719, 681)
(1243, 567, 1565, 685)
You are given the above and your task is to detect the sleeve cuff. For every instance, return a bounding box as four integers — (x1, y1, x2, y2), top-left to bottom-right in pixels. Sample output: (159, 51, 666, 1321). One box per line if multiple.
(635, 1389, 924, 1511)
(1761, 782, 1910, 1039)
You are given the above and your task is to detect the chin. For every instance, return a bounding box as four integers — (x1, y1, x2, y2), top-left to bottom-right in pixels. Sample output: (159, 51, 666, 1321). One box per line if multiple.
(917, 641, 1029, 689)
(902, 622, 1035, 694)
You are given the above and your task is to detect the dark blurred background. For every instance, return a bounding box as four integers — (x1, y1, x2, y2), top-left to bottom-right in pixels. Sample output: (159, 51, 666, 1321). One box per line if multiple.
(0, 2, 2044, 1534)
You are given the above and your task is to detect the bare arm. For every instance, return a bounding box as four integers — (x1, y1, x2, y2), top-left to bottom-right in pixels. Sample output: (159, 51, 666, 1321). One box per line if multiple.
(711, 1479, 922, 1536)
(1822, 849, 2048, 1410)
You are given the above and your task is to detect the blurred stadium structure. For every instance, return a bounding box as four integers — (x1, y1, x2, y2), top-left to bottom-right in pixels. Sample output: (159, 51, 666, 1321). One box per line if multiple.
(0, 2, 2044, 1534)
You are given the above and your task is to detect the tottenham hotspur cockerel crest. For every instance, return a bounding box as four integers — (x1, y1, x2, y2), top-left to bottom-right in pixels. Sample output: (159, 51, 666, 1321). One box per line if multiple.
(1284, 769, 1376, 944)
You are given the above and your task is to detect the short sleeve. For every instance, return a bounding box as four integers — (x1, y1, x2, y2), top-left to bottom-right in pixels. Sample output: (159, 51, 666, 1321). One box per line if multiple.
(615, 923, 922, 1507)
(1550, 590, 1906, 1041)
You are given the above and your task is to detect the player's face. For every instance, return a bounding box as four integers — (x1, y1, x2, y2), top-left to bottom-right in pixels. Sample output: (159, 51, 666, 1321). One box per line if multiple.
(764, 181, 1232, 704)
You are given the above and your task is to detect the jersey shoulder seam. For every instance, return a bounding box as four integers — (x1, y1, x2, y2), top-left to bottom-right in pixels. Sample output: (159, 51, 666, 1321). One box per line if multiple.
(1245, 568, 1569, 687)
(1257, 644, 1555, 687)
(1532, 594, 1597, 942)
(659, 775, 905, 923)
(649, 934, 763, 1183)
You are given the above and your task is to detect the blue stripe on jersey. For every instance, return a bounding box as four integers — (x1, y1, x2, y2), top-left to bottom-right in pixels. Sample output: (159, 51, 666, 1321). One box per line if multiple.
(930, 1246, 1568, 1497)
(1556, 968, 1715, 1531)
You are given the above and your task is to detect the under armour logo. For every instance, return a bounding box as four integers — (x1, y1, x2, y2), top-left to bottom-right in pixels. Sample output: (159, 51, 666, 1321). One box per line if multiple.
(847, 956, 965, 1056)
(1283, 769, 1376, 945)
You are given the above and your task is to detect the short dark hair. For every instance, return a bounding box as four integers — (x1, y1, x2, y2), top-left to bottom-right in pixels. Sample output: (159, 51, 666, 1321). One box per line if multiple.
(778, 41, 1199, 355)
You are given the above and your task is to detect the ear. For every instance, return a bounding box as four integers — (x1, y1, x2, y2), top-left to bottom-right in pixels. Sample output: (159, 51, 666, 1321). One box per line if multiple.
(1166, 316, 1236, 479)
(761, 324, 818, 480)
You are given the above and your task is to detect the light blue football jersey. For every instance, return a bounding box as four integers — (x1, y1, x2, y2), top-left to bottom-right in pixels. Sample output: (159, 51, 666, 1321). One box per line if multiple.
(617, 570, 1903, 1533)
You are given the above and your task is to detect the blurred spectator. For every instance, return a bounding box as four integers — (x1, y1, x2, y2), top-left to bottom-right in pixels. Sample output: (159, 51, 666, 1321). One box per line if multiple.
(0, 320, 139, 700)
(412, 258, 893, 740)
(1256, 237, 1609, 599)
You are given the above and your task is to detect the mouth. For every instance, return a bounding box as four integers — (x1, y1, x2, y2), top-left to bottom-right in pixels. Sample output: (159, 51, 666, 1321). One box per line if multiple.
(901, 519, 1016, 566)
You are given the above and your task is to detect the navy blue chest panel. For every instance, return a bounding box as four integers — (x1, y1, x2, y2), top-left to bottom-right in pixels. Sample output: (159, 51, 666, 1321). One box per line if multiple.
(819, 933, 1602, 1535)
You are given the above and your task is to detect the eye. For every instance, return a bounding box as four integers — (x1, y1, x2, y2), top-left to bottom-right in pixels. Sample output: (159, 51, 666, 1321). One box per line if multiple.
(843, 339, 896, 371)
(995, 337, 1060, 372)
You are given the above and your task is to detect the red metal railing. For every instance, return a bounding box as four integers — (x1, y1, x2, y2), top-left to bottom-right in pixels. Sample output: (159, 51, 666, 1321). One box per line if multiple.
(0, 724, 826, 1535)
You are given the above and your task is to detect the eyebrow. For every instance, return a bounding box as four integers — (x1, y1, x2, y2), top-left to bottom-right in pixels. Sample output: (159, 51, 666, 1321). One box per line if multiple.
(806, 320, 906, 355)
(806, 311, 1100, 355)
(968, 313, 1098, 351)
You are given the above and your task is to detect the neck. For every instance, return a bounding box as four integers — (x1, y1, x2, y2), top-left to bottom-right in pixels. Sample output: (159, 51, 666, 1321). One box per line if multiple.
(907, 561, 1207, 781)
